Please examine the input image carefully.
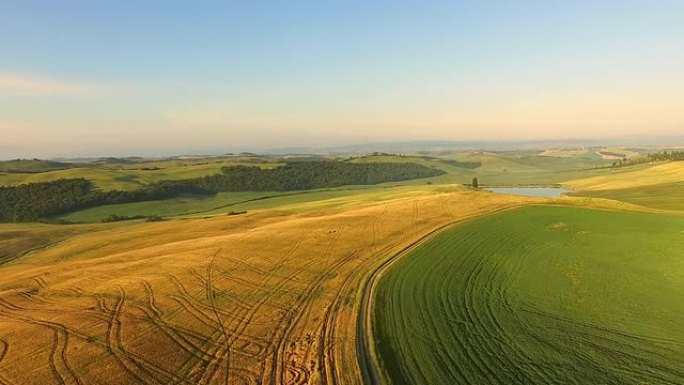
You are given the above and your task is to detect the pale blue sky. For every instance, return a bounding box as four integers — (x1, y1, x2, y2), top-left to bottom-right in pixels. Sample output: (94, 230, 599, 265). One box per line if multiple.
(1, 1, 683, 157)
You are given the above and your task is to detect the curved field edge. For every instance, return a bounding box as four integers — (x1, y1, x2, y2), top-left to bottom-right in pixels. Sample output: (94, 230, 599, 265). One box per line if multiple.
(356, 205, 523, 385)
(0, 187, 547, 385)
(0, 187, 671, 384)
(370, 206, 684, 384)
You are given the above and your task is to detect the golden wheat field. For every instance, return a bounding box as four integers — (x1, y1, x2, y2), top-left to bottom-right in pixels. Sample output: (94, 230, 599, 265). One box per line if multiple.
(0, 186, 551, 385)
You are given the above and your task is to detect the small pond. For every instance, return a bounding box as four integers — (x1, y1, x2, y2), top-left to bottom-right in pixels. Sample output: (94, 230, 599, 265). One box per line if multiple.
(484, 187, 571, 198)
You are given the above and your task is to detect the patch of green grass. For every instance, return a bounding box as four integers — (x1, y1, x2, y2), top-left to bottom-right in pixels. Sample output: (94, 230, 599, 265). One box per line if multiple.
(58, 191, 287, 222)
(373, 206, 684, 384)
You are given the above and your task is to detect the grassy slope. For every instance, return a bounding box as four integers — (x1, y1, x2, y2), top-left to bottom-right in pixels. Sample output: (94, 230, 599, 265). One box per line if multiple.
(0, 222, 120, 264)
(565, 161, 684, 191)
(0, 159, 72, 173)
(565, 162, 684, 211)
(58, 191, 288, 222)
(538, 148, 588, 157)
(0, 161, 281, 190)
(58, 184, 446, 222)
(373, 206, 684, 385)
(351, 152, 617, 186)
(467, 151, 615, 185)
(57, 152, 630, 223)
(572, 181, 684, 211)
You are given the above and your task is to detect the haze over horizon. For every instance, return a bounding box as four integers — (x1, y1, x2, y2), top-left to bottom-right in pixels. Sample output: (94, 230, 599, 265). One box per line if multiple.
(2, 1, 683, 158)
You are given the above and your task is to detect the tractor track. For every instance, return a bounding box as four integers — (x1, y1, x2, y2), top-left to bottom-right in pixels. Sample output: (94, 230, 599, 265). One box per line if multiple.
(356, 205, 521, 385)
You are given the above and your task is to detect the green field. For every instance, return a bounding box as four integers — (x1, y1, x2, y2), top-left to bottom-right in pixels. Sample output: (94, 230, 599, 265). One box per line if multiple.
(571, 181, 684, 211)
(372, 206, 684, 384)
(57, 191, 289, 222)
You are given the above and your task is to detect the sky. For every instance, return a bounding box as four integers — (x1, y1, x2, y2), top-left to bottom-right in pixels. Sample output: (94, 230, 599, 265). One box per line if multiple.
(1, 0, 683, 158)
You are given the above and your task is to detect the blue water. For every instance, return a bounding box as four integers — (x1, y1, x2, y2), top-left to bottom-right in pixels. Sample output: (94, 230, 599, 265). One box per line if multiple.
(484, 187, 571, 198)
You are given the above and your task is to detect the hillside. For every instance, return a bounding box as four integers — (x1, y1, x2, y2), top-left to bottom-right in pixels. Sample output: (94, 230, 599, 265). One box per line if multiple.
(0, 148, 678, 384)
(0, 186, 544, 385)
(564, 161, 684, 191)
(373, 206, 684, 384)
(564, 162, 684, 211)
(0, 161, 444, 222)
(0, 160, 282, 191)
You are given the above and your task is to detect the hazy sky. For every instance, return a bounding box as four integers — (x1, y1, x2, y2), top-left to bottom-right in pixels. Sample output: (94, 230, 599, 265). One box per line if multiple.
(1, 1, 683, 157)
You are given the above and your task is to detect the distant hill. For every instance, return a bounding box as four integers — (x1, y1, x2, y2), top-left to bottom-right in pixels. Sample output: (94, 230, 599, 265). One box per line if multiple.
(261, 135, 684, 156)
(0, 159, 74, 173)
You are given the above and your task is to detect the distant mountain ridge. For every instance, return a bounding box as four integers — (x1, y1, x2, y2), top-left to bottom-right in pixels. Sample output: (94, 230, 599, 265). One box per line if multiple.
(3, 135, 683, 162)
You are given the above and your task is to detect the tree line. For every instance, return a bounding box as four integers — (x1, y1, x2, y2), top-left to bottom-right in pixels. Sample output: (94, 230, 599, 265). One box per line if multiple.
(649, 150, 684, 162)
(616, 150, 684, 168)
(590, 150, 684, 170)
(0, 161, 444, 222)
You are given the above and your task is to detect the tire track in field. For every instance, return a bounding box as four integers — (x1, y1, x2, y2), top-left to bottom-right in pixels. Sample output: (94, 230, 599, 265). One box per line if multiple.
(0, 339, 7, 365)
(104, 289, 195, 385)
(388, 222, 516, 382)
(182, 229, 315, 384)
(453, 227, 521, 381)
(178, 267, 248, 313)
(357, 205, 522, 385)
(283, 229, 358, 384)
(137, 280, 217, 382)
(33, 277, 48, 289)
(13, 278, 219, 379)
(94, 294, 111, 312)
(369, 205, 389, 260)
(0, 298, 85, 385)
(320, 204, 390, 385)
(191, 268, 265, 312)
(165, 274, 249, 330)
(269, 226, 352, 385)
(358, 223, 458, 385)
(106, 286, 180, 385)
(0, 300, 186, 384)
(318, 252, 364, 385)
(48, 326, 83, 385)
(435, 223, 546, 383)
(196, 248, 233, 385)
(0, 338, 15, 385)
(187, 229, 315, 384)
(475, 227, 555, 384)
(441, 196, 455, 218)
(218, 270, 297, 312)
(370, 207, 684, 384)
(105, 288, 156, 385)
(229, 228, 323, 382)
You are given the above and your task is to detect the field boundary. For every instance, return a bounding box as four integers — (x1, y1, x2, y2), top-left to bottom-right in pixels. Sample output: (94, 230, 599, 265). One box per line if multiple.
(356, 204, 523, 385)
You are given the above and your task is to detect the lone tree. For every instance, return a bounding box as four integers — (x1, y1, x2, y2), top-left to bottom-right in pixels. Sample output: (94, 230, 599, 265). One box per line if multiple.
(472, 177, 479, 188)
